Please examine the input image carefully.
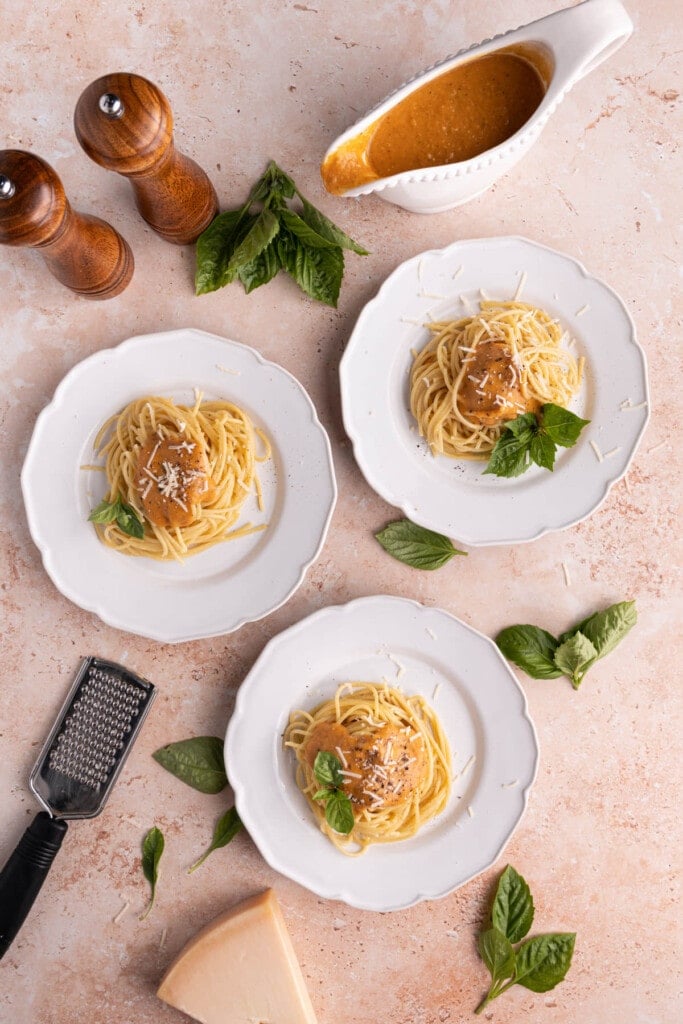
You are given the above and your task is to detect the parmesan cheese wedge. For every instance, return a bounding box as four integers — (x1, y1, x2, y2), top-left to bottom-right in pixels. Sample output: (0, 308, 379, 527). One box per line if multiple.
(157, 890, 318, 1024)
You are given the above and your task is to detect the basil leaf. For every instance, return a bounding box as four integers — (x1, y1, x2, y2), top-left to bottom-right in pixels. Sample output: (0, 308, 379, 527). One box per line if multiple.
(375, 519, 466, 570)
(277, 227, 344, 307)
(478, 927, 516, 986)
(195, 209, 252, 294)
(553, 631, 598, 689)
(88, 498, 119, 524)
(578, 600, 637, 660)
(140, 826, 164, 919)
(505, 412, 537, 439)
(313, 750, 344, 788)
(237, 238, 282, 293)
(529, 431, 557, 471)
(264, 161, 296, 200)
(514, 933, 576, 992)
(279, 208, 338, 249)
(491, 865, 535, 943)
(115, 498, 144, 539)
(325, 790, 354, 834)
(313, 788, 332, 802)
(541, 404, 590, 447)
(298, 198, 369, 255)
(227, 207, 280, 276)
(496, 625, 563, 679)
(188, 807, 242, 874)
(152, 736, 228, 794)
(483, 431, 531, 478)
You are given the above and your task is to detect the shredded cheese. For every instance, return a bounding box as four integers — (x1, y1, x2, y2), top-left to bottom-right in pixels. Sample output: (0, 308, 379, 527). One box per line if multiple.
(513, 270, 527, 301)
(590, 440, 604, 463)
(113, 900, 129, 925)
(562, 561, 572, 587)
(575, 303, 590, 317)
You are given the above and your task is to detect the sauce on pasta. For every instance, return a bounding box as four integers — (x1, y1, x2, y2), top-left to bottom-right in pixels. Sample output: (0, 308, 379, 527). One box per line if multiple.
(285, 681, 451, 855)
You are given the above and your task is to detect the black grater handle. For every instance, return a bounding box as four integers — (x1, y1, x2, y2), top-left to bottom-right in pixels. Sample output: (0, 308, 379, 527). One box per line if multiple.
(0, 811, 68, 959)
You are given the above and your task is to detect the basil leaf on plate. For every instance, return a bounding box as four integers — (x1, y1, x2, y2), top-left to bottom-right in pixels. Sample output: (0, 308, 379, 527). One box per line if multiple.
(140, 826, 164, 919)
(375, 519, 466, 570)
(88, 497, 119, 524)
(529, 431, 557, 471)
(505, 412, 537, 439)
(313, 750, 344, 788)
(483, 431, 531, 478)
(496, 625, 563, 679)
(491, 865, 535, 944)
(513, 933, 576, 992)
(153, 736, 228, 794)
(541, 404, 590, 447)
(553, 632, 598, 690)
(188, 807, 243, 874)
(324, 789, 354, 835)
(115, 497, 144, 539)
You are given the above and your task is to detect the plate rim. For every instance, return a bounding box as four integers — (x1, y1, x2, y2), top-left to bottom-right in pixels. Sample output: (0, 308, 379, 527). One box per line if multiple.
(20, 326, 338, 643)
(225, 593, 540, 911)
(340, 235, 651, 546)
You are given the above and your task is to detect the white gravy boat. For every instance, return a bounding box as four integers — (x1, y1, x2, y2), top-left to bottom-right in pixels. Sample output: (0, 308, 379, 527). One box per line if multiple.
(321, 0, 633, 214)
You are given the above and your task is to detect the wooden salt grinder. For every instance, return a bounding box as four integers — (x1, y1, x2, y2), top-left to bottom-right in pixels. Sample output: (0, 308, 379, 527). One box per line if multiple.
(74, 73, 219, 245)
(0, 150, 133, 298)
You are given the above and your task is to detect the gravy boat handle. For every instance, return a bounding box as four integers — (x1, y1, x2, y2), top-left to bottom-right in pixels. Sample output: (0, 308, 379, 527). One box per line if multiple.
(535, 0, 633, 86)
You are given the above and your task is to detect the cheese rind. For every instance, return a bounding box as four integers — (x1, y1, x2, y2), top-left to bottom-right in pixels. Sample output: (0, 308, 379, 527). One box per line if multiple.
(157, 889, 318, 1024)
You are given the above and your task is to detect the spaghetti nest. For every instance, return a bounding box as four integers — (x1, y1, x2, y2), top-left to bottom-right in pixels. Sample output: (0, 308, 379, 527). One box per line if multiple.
(410, 300, 584, 459)
(90, 393, 270, 561)
(284, 681, 452, 856)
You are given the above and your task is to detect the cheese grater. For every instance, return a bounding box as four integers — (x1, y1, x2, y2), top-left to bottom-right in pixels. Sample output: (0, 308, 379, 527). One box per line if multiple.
(0, 657, 155, 958)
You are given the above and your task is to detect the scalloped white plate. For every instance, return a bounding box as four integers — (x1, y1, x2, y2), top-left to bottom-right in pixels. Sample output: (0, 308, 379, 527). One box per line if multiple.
(21, 328, 337, 643)
(340, 236, 649, 546)
(226, 595, 539, 912)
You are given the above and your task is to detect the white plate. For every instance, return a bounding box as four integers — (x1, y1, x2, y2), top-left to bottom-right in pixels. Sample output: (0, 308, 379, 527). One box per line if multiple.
(21, 328, 337, 643)
(340, 236, 649, 546)
(226, 595, 538, 912)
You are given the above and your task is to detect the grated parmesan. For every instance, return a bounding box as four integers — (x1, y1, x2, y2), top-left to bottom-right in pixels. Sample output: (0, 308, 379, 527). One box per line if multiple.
(562, 561, 572, 587)
(590, 440, 604, 463)
(113, 900, 129, 925)
(513, 270, 527, 301)
(575, 303, 590, 317)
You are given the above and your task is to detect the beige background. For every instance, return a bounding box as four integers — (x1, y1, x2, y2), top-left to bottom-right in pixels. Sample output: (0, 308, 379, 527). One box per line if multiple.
(0, 1, 681, 1021)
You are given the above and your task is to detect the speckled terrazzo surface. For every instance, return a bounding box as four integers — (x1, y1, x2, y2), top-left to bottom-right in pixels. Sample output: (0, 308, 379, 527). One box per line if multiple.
(0, 1, 681, 1022)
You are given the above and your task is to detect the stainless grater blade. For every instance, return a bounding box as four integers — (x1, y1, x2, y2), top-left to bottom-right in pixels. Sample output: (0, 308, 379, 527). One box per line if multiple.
(28, 657, 156, 819)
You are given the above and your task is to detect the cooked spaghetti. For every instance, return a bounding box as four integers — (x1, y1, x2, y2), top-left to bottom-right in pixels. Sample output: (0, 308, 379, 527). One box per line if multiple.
(284, 681, 452, 855)
(88, 393, 270, 561)
(410, 300, 584, 459)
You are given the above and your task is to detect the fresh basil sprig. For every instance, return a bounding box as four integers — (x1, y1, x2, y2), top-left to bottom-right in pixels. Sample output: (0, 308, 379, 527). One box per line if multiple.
(188, 807, 242, 874)
(195, 160, 367, 306)
(475, 865, 575, 1014)
(312, 751, 354, 834)
(152, 736, 228, 794)
(375, 519, 467, 570)
(140, 826, 164, 920)
(484, 403, 590, 478)
(88, 494, 144, 539)
(497, 600, 637, 689)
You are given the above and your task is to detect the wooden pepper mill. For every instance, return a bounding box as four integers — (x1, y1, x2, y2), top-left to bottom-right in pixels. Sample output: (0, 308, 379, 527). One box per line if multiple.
(0, 150, 133, 299)
(74, 73, 219, 245)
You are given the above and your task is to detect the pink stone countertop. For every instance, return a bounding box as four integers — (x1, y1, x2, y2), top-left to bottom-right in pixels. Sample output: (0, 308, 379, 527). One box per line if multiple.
(0, 1, 681, 1022)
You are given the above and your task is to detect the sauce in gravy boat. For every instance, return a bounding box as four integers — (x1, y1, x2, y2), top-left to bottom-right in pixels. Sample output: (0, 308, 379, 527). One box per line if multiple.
(321, 0, 633, 214)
